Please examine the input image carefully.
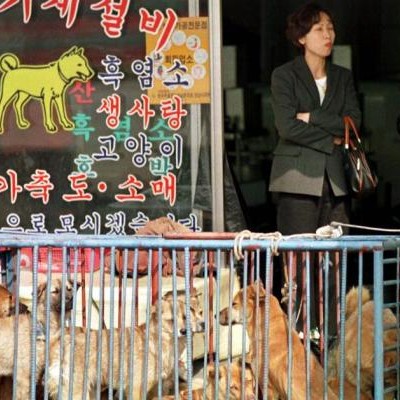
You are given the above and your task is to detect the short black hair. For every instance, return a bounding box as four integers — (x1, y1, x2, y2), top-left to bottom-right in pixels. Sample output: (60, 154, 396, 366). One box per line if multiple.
(286, 2, 335, 50)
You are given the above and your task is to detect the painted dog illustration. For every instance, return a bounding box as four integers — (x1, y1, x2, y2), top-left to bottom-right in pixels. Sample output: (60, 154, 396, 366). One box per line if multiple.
(0, 46, 94, 134)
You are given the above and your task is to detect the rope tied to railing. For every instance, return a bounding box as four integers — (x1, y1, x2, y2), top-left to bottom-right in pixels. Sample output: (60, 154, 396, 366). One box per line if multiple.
(233, 230, 283, 260)
(315, 223, 343, 238)
(233, 224, 344, 261)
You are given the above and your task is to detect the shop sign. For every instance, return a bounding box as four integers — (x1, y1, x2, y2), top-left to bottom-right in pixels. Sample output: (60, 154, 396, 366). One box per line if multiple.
(0, 4, 207, 235)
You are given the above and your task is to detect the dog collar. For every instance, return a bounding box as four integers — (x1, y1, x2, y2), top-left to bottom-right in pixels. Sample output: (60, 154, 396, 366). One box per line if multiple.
(57, 63, 71, 84)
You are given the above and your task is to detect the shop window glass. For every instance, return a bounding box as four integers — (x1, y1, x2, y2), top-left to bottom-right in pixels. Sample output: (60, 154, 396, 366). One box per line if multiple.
(0, 0, 213, 234)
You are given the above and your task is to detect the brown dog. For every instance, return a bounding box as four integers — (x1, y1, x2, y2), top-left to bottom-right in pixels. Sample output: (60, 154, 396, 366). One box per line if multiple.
(160, 360, 256, 399)
(106, 217, 201, 277)
(328, 377, 372, 400)
(0, 284, 29, 317)
(47, 289, 205, 399)
(0, 278, 78, 399)
(330, 286, 399, 399)
(220, 281, 338, 400)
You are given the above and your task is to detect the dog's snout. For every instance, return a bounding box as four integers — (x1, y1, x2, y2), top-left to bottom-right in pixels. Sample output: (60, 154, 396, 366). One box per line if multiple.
(219, 308, 229, 325)
(8, 301, 29, 316)
(198, 321, 206, 332)
(179, 328, 187, 336)
(18, 302, 29, 314)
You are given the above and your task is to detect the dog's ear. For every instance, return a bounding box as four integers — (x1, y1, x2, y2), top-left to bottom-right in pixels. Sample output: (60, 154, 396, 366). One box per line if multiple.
(162, 290, 174, 300)
(191, 287, 201, 298)
(250, 280, 266, 299)
(256, 279, 265, 289)
(384, 350, 397, 368)
(237, 356, 254, 370)
(345, 286, 370, 318)
(207, 364, 216, 379)
(150, 304, 158, 314)
(36, 282, 47, 300)
(244, 353, 253, 365)
(163, 289, 194, 299)
(67, 278, 81, 290)
(253, 279, 265, 291)
(63, 46, 78, 58)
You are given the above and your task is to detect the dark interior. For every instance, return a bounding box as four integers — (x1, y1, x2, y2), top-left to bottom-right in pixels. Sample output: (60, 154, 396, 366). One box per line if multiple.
(222, 0, 400, 234)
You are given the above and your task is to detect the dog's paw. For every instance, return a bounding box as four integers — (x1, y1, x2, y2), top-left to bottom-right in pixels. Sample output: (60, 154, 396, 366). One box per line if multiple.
(17, 120, 30, 129)
(61, 121, 74, 130)
(178, 359, 188, 381)
(45, 123, 57, 133)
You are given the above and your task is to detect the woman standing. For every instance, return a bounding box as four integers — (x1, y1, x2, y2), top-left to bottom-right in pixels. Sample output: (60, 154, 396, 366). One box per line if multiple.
(269, 2, 361, 331)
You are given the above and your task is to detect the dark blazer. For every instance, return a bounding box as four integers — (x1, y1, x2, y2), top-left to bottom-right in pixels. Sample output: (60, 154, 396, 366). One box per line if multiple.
(269, 55, 361, 196)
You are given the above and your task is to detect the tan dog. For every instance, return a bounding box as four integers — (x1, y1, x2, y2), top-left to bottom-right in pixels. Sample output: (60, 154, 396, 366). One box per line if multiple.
(0, 284, 29, 317)
(0, 46, 93, 133)
(0, 278, 78, 399)
(330, 286, 399, 399)
(220, 281, 338, 400)
(0, 284, 29, 399)
(47, 289, 205, 399)
(160, 360, 256, 399)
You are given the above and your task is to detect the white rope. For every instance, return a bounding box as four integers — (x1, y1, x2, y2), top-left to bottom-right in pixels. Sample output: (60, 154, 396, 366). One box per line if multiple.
(233, 220, 400, 261)
(331, 221, 400, 233)
(233, 230, 283, 260)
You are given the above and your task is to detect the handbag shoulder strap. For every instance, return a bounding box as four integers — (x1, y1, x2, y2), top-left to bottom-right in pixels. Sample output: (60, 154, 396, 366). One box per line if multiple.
(344, 116, 361, 149)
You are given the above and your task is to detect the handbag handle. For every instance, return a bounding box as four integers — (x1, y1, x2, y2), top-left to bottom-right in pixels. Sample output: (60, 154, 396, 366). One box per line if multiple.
(344, 116, 361, 149)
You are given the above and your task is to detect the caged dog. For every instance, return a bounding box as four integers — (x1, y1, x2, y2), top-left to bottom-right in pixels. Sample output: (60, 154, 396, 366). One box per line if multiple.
(329, 286, 399, 399)
(160, 359, 256, 400)
(0, 278, 78, 400)
(0, 46, 94, 134)
(327, 377, 372, 400)
(0, 284, 30, 399)
(0, 284, 29, 317)
(47, 289, 205, 399)
(219, 281, 338, 400)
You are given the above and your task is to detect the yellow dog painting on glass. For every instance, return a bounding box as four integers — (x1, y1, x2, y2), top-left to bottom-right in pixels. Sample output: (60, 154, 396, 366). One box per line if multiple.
(0, 46, 94, 134)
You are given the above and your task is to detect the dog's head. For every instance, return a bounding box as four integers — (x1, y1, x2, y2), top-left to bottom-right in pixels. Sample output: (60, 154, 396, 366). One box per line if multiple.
(159, 288, 205, 337)
(59, 46, 94, 83)
(37, 278, 80, 313)
(207, 361, 256, 400)
(345, 286, 371, 319)
(0, 284, 29, 317)
(219, 280, 266, 325)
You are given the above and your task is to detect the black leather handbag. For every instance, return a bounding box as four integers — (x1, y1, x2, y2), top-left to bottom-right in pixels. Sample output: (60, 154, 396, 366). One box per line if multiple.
(343, 116, 378, 197)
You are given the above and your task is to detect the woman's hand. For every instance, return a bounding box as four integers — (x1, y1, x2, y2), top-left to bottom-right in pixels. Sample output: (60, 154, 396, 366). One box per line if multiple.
(333, 136, 344, 145)
(296, 112, 310, 123)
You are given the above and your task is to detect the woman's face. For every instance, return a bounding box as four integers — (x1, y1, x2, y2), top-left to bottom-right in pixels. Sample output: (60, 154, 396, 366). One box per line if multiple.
(299, 12, 335, 59)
